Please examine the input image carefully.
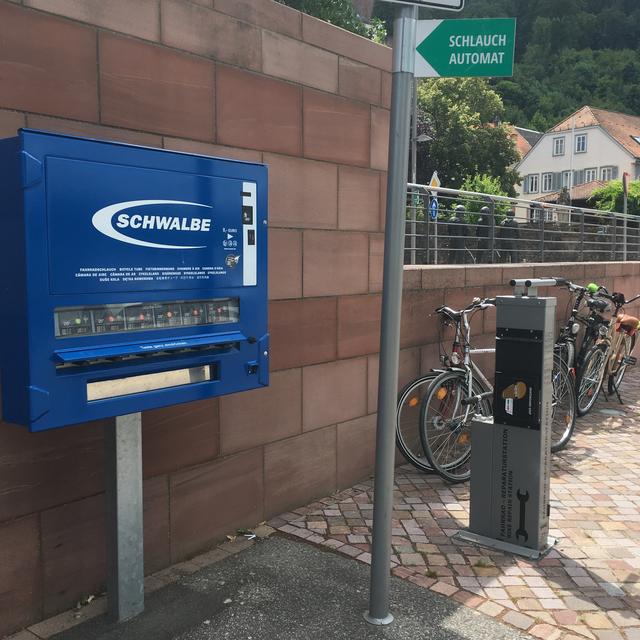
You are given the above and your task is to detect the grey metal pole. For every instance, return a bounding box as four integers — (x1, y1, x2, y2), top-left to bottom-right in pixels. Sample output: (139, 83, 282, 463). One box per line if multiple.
(409, 79, 418, 264)
(365, 3, 417, 627)
(106, 412, 145, 622)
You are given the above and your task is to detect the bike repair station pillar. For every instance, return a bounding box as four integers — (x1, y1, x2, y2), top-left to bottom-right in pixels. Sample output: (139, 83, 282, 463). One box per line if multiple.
(456, 279, 556, 559)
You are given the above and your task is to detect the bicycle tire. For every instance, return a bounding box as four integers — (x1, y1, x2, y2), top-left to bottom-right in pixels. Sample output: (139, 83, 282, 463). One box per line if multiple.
(396, 373, 440, 473)
(550, 357, 576, 453)
(576, 344, 608, 416)
(607, 334, 636, 394)
(419, 369, 491, 483)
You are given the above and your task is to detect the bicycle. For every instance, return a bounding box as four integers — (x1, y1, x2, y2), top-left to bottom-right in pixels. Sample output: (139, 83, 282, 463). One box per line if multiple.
(547, 278, 597, 450)
(396, 370, 442, 473)
(576, 287, 640, 414)
(395, 299, 494, 474)
(415, 290, 578, 482)
(417, 297, 496, 483)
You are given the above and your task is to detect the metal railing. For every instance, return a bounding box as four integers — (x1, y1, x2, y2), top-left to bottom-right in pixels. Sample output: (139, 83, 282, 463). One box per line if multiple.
(405, 184, 639, 265)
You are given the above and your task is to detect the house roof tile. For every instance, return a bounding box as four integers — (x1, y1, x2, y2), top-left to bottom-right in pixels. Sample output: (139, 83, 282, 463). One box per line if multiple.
(550, 105, 640, 157)
(535, 179, 606, 203)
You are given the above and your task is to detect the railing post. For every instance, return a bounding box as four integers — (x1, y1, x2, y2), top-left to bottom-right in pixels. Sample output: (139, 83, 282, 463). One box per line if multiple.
(426, 197, 431, 265)
(623, 213, 628, 262)
(539, 213, 545, 262)
(434, 218, 439, 265)
(579, 211, 585, 262)
(409, 190, 417, 265)
(611, 214, 617, 261)
(489, 199, 496, 264)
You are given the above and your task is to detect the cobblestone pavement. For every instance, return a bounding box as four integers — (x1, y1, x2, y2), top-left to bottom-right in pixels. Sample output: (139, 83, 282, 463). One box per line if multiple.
(269, 366, 640, 640)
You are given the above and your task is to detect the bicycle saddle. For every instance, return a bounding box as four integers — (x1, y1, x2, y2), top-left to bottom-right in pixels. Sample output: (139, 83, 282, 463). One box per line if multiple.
(435, 305, 461, 322)
(616, 313, 640, 334)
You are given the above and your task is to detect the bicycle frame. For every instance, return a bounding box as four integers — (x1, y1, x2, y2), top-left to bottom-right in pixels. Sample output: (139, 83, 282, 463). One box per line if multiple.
(450, 307, 495, 426)
(602, 294, 640, 380)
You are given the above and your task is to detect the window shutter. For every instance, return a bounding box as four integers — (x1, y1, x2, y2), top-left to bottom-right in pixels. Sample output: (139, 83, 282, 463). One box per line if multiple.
(522, 176, 529, 194)
(552, 172, 561, 190)
(612, 166, 619, 179)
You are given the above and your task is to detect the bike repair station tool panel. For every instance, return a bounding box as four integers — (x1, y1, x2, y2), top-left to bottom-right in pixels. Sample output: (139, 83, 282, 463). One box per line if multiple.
(0, 129, 269, 431)
(457, 279, 556, 559)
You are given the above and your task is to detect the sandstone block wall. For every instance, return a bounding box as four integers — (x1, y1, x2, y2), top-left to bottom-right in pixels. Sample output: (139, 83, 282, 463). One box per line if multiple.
(0, 1, 638, 635)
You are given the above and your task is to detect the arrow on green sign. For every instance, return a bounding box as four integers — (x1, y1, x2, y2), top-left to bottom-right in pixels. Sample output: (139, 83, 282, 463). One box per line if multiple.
(415, 18, 516, 78)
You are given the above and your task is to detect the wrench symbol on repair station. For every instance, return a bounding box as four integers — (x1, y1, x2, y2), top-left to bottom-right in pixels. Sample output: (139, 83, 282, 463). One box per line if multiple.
(516, 489, 529, 542)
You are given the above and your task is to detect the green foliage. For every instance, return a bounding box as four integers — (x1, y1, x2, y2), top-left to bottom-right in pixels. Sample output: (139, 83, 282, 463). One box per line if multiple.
(416, 78, 520, 194)
(365, 17, 388, 44)
(590, 180, 640, 216)
(277, 0, 370, 38)
(373, 0, 640, 128)
(458, 174, 511, 220)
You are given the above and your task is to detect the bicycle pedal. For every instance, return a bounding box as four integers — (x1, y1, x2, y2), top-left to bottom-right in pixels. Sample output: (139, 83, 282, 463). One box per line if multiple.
(623, 356, 637, 366)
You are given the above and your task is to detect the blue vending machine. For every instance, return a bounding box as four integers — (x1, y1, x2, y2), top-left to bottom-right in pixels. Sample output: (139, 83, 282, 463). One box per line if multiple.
(0, 130, 269, 432)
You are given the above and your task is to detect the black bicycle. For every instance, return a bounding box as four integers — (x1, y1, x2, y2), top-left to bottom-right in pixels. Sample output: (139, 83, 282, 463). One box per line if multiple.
(549, 278, 595, 450)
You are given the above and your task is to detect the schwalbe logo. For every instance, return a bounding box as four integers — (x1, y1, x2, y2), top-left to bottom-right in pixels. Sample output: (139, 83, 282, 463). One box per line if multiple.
(91, 200, 213, 250)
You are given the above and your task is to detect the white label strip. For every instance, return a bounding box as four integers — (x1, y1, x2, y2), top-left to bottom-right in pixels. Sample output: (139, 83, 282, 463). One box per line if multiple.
(87, 366, 211, 401)
(242, 181, 257, 286)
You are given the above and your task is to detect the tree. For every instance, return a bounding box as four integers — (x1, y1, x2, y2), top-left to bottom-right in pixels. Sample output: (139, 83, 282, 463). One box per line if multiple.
(416, 78, 520, 194)
(374, 0, 640, 129)
(457, 174, 511, 220)
(590, 180, 640, 216)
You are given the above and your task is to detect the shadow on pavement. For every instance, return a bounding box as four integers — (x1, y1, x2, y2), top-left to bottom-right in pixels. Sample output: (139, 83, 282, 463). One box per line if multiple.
(53, 537, 529, 640)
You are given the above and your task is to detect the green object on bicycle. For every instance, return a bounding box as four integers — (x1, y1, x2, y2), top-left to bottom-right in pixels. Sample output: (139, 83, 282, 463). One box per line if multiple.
(586, 283, 599, 294)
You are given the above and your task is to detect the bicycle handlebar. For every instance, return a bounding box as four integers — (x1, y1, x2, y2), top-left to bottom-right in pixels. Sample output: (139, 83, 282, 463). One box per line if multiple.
(597, 290, 638, 307)
(436, 297, 496, 318)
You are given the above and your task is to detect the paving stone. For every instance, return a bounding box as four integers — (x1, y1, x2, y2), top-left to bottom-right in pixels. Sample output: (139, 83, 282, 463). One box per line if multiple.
(269, 367, 640, 640)
(530, 623, 562, 639)
(503, 610, 536, 630)
(608, 611, 640, 628)
(593, 631, 624, 640)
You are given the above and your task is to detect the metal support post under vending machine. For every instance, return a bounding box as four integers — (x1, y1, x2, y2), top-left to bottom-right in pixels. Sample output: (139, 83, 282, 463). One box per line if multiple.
(456, 279, 557, 559)
(106, 413, 144, 621)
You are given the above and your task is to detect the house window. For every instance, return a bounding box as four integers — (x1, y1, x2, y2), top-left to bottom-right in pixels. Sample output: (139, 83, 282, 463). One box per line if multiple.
(542, 172, 553, 192)
(530, 207, 555, 223)
(575, 134, 587, 153)
(527, 174, 539, 193)
(584, 168, 598, 182)
(601, 166, 615, 181)
(562, 171, 572, 189)
(553, 137, 565, 156)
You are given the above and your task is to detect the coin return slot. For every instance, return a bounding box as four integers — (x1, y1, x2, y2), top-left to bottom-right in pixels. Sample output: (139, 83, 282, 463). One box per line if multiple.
(55, 341, 239, 370)
(87, 364, 218, 401)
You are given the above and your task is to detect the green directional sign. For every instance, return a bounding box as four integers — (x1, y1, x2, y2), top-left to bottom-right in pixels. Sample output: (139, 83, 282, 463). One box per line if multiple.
(415, 18, 516, 78)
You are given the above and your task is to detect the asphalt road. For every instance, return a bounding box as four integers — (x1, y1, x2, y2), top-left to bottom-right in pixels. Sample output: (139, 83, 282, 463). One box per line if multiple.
(54, 536, 531, 640)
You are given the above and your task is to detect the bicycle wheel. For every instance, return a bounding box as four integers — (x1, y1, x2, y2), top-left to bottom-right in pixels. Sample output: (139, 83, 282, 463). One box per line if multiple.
(550, 357, 576, 453)
(396, 373, 439, 473)
(419, 369, 491, 483)
(607, 334, 636, 394)
(576, 344, 608, 416)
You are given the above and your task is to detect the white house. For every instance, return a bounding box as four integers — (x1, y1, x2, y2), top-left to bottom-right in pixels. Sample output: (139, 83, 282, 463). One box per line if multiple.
(515, 106, 640, 218)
